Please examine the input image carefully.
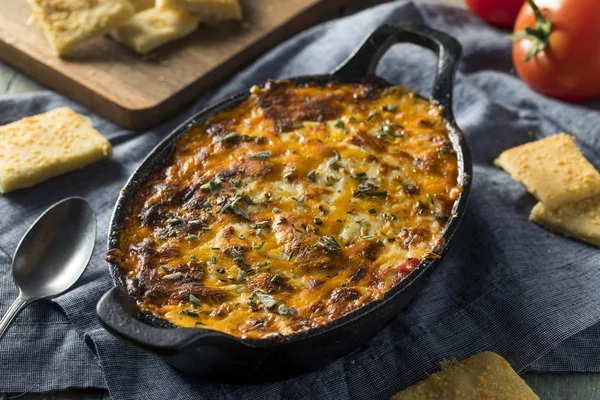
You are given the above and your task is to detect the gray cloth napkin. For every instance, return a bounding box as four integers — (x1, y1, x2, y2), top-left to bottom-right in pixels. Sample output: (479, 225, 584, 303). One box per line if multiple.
(1, 1, 600, 398)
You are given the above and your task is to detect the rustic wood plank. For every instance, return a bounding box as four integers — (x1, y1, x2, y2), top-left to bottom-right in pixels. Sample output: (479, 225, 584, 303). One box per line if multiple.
(0, 0, 350, 130)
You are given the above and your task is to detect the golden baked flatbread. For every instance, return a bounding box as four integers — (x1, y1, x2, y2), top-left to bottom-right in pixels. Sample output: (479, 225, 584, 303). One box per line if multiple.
(27, 0, 134, 56)
(391, 352, 539, 400)
(157, 0, 242, 21)
(530, 197, 600, 247)
(0, 107, 112, 193)
(495, 134, 600, 210)
(110, 7, 200, 54)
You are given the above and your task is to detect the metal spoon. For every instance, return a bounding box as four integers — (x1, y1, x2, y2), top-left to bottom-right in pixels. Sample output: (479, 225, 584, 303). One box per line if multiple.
(0, 197, 96, 340)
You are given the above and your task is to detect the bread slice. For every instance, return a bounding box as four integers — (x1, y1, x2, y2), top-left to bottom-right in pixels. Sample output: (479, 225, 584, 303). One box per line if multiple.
(27, 0, 135, 56)
(494, 134, 600, 210)
(110, 7, 200, 54)
(391, 352, 539, 400)
(131, 0, 155, 12)
(0, 107, 112, 193)
(157, 0, 242, 22)
(530, 197, 600, 247)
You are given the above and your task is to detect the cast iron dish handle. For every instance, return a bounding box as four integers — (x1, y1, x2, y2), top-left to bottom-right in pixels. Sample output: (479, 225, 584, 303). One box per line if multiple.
(97, 286, 244, 355)
(331, 24, 462, 118)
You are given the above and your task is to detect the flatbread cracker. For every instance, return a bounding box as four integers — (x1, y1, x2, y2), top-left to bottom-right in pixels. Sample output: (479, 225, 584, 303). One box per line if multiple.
(0, 107, 112, 193)
(110, 7, 200, 54)
(495, 134, 600, 210)
(391, 352, 539, 400)
(157, 0, 242, 22)
(530, 197, 600, 247)
(27, 0, 135, 56)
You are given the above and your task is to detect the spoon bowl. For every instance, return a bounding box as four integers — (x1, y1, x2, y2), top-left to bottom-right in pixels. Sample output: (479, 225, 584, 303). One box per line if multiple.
(0, 197, 96, 340)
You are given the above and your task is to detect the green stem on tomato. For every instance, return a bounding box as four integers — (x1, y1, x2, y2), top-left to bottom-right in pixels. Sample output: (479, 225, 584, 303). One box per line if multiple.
(510, 0, 552, 62)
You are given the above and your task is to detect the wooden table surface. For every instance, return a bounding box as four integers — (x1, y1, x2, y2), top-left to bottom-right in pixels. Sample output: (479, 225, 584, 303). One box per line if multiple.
(1, 0, 599, 399)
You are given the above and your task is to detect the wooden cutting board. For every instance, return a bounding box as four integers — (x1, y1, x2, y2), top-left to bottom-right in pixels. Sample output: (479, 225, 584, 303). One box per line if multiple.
(0, 0, 350, 130)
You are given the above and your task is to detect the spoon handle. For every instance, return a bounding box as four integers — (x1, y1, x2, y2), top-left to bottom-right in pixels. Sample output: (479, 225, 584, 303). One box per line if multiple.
(0, 297, 32, 341)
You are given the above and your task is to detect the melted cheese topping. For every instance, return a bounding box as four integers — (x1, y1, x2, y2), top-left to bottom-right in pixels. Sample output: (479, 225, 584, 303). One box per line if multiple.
(109, 80, 461, 339)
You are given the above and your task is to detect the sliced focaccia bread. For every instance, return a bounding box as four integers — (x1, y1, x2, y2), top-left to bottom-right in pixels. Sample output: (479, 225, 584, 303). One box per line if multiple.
(157, 0, 242, 22)
(27, 0, 135, 56)
(391, 352, 539, 400)
(530, 197, 600, 247)
(0, 107, 112, 193)
(495, 134, 600, 210)
(110, 7, 200, 54)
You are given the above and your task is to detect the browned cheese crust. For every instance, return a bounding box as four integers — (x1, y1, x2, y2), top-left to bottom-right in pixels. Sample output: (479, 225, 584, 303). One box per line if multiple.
(107, 80, 461, 339)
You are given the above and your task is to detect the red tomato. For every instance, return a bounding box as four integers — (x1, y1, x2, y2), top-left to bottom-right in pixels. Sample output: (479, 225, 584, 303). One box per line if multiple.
(464, 0, 524, 28)
(512, 0, 600, 102)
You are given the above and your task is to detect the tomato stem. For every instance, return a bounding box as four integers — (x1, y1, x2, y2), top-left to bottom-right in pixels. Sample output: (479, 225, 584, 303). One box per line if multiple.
(511, 0, 552, 62)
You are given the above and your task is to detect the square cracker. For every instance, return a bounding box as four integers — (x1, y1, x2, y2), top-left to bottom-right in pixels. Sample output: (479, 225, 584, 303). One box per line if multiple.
(391, 352, 539, 400)
(0, 107, 112, 194)
(27, 0, 135, 56)
(495, 134, 600, 210)
(157, 0, 242, 22)
(530, 197, 600, 247)
(110, 7, 200, 55)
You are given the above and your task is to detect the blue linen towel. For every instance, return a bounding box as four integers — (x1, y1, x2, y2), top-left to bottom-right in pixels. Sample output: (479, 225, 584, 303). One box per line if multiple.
(1, 1, 599, 398)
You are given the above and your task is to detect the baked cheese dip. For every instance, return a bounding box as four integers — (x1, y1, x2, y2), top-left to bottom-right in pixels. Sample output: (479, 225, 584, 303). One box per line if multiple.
(107, 80, 462, 339)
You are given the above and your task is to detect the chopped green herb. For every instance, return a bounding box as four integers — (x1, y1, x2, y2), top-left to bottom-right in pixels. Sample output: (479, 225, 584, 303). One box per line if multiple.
(283, 166, 296, 180)
(256, 260, 270, 268)
(161, 265, 173, 272)
(203, 200, 212, 208)
(434, 211, 448, 222)
(272, 207, 280, 213)
(254, 290, 277, 308)
(251, 221, 270, 230)
(188, 219, 202, 226)
(179, 309, 199, 317)
(248, 151, 271, 160)
(189, 294, 202, 306)
(334, 120, 345, 128)
(382, 104, 398, 112)
(341, 282, 347, 287)
(166, 217, 182, 225)
(426, 193, 434, 204)
(316, 236, 341, 253)
(287, 250, 295, 261)
(237, 268, 246, 282)
(252, 241, 266, 250)
(307, 170, 317, 183)
(185, 234, 198, 240)
(238, 234, 245, 240)
(376, 239, 385, 247)
(247, 300, 258, 308)
(327, 150, 341, 167)
(277, 304, 297, 315)
(437, 146, 453, 154)
(367, 108, 377, 121)
(353, 172, 368, 180)
(404, 183, 419, 195)
(368, 208, 377, 214)
(162, 272, 183, 281)
(353, 181, 387, 197)
(219, 132, 240, 143)
(211, 256, 217, 265)
(314, 218, 323, 225)
(211, 247, 220, 251)
(202, 227, 212, 231)
(232, 179, 242, 188)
